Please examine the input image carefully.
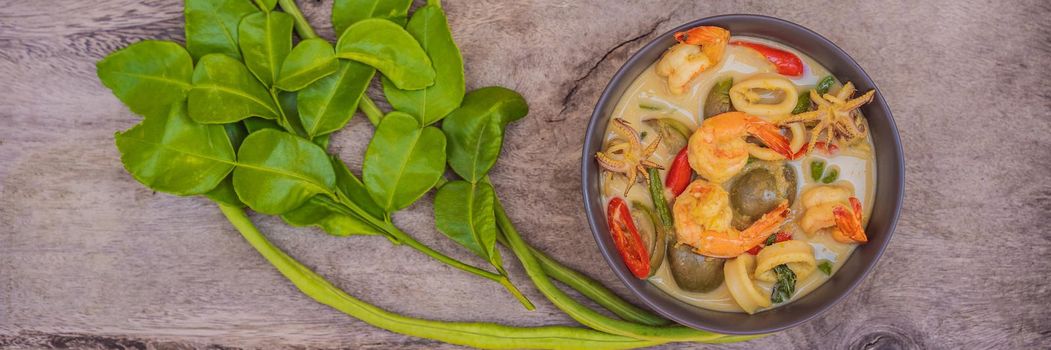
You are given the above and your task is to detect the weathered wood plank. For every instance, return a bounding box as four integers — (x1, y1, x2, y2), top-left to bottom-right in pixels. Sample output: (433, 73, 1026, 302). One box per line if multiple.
(1, 0, 1049, 349)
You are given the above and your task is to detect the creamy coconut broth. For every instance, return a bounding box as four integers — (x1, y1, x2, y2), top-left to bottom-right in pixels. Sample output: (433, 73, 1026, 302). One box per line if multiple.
(595, 29, 877, 314)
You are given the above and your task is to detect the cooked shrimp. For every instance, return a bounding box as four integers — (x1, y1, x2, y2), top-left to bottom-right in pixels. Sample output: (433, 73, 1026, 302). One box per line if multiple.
(799, 185, 868, 243)
(687, 112, 795, 184)
(655, 26, 730, 95)
(833, 198, 866, 243)
(673, 179, 790, 258)
(675, 26, 730, 63)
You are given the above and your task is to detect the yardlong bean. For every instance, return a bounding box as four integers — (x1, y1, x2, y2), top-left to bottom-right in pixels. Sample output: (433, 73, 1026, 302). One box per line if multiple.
(495, 197, 758, 342)
(220, 204, 661, 349)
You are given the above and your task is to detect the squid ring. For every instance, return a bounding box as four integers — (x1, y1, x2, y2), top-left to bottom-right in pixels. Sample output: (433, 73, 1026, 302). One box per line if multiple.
(729, 76, 799, 118)
(754, 240, 817, 282)
(724, 254, 772, 314)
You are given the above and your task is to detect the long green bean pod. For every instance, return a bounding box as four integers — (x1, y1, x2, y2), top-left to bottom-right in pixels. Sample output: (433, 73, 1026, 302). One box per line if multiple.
(495, 198, 746, 342)
(495, 234, 669, 326)
(219, 204, 662, 349)
(646, 168, 674, 228)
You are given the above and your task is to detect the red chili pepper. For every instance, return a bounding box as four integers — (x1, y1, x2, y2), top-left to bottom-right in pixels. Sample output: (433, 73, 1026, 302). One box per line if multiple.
(665, 147, 692, 197)
(606, 198, 650, 278)
(731, 41, 804, 76)
(746, 231, 793, 255)
(815, 141, 839, 155)
(746, 245, 762, 255)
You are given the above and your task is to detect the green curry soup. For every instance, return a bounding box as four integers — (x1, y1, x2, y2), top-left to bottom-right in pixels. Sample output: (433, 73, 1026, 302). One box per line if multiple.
(596, 32, 877, 314)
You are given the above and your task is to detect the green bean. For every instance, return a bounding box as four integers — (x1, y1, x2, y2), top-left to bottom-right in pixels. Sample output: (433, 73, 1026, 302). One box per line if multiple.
(219, 204, 663, 349)
(496, 234, 669, 326)
(638, 101, 663, 111)
(495, 197, 736, 342)
(646, 168, 674, 228)
(490, 170, 667, 326)
(658, 118, 692, 140)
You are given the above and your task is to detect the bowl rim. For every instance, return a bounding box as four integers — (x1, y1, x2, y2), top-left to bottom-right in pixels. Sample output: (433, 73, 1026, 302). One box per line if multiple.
(580, 14, 905, 334)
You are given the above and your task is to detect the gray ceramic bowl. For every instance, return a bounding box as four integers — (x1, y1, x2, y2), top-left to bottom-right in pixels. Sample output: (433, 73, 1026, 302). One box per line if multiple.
(581, 14, 904, 335)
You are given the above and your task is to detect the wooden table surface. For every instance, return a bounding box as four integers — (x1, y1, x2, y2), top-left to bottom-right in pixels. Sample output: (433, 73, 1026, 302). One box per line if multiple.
(2, 0, 1049, 349)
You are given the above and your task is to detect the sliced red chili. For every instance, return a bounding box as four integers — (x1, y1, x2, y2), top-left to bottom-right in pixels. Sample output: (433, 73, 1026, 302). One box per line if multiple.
(746, 231, 793, 255)
(665, 147, 692, 197)
(606, 198, 650, 278)
(731, 41, 804, 76)
(746, 245, 762, 255)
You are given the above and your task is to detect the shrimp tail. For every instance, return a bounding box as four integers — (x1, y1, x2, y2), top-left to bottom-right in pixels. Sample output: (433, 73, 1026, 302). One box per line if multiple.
(833, 197, 867, 243)
(674, 26, 730, 62)
(747, 119, 798, 160)
(741, 201, 790, 240)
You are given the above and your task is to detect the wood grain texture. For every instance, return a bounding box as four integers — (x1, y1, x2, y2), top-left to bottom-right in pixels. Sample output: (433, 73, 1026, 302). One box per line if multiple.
(1, 0, 1049, 349)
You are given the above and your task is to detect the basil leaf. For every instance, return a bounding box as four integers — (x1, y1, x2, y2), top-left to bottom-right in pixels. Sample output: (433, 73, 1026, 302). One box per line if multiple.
(96, 40, 193, 118)
(442, 87, 528, 183)
(298, 61, 374, 138)
(115, 102, 235, 195)
(770, 264, 797, 304)
(382, 4, 465, 125)
(276, 38, 339, 91)
(331, 0, 412, 36)
(184, 0, 259, 61)
(188, 54, 280, 123)
(434, 181, 499, 264)
(238, 11, 293, 87)
(233, 129, 336, 214)
(282, 156, 386, 236)
(362, 112, 446, 212)
(335, 18, 435, 90)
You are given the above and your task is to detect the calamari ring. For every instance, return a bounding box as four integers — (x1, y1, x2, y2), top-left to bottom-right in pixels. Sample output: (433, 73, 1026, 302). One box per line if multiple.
(754, 240, 817, 282)
(729, 75, 799, 118)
